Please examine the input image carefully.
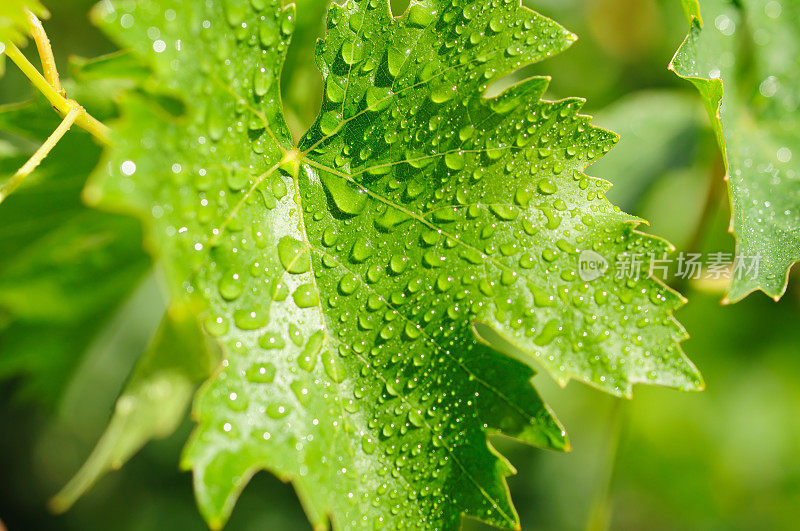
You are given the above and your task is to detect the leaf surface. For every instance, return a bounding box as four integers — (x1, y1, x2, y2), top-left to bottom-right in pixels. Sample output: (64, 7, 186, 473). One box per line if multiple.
(87, 0, 701, 528)
(671, 0, 800, 301)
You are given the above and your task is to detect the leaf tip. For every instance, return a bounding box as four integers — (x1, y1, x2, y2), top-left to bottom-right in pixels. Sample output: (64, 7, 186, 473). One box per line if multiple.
(561, 438, 572, 453)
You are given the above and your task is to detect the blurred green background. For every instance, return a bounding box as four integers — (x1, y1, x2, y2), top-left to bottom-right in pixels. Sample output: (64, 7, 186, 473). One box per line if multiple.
(1, 0, 799, 530)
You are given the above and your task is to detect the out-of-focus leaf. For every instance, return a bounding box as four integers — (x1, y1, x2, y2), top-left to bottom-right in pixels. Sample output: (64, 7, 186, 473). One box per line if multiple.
(592, 90, 705, 211)
(671, 0, 800, 302)
(0, 0, 48, 45)
(281, 0, 330, 139)
(51, 308, 217, 513)
(0, 96, 149, 407)
(69, 51, 150, 85)
(0, 213, 146, 322)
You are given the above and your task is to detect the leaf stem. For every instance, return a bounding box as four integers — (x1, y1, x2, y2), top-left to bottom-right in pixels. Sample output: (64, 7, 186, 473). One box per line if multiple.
(585, 398, 625, 531)
(0, 103, 81, 204)
(686, 155, 725, 256)
(672, 153, 725, 293)
(2, 41, 111, 144)
(25, 8, 63, 96)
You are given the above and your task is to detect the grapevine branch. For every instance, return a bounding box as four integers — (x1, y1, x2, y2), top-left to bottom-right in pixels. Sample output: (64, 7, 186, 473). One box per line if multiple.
(0, 9, 111, 205)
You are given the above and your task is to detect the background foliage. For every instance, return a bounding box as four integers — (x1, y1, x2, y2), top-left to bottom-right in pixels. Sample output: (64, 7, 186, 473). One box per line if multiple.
(1, 0, 799, 529)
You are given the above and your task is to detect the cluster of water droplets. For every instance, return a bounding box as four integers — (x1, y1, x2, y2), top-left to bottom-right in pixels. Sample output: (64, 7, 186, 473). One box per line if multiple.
(100, 0, 703, 526)
(685, 0, 800, 295)
(299, 0, 697, 397)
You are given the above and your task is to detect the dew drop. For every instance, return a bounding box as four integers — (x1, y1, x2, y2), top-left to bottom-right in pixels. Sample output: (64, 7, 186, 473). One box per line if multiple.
(278, 236, 311, 274)
(293, 283, 320, 308)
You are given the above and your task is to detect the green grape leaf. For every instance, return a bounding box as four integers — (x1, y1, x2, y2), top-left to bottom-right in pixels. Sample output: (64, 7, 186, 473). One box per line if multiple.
(86, 0, 701, 528)
(51, 308, 217, 513)
(671, 0, 800, 302)
(0, 96, 149, 407)
(0, 0, 48, 45)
